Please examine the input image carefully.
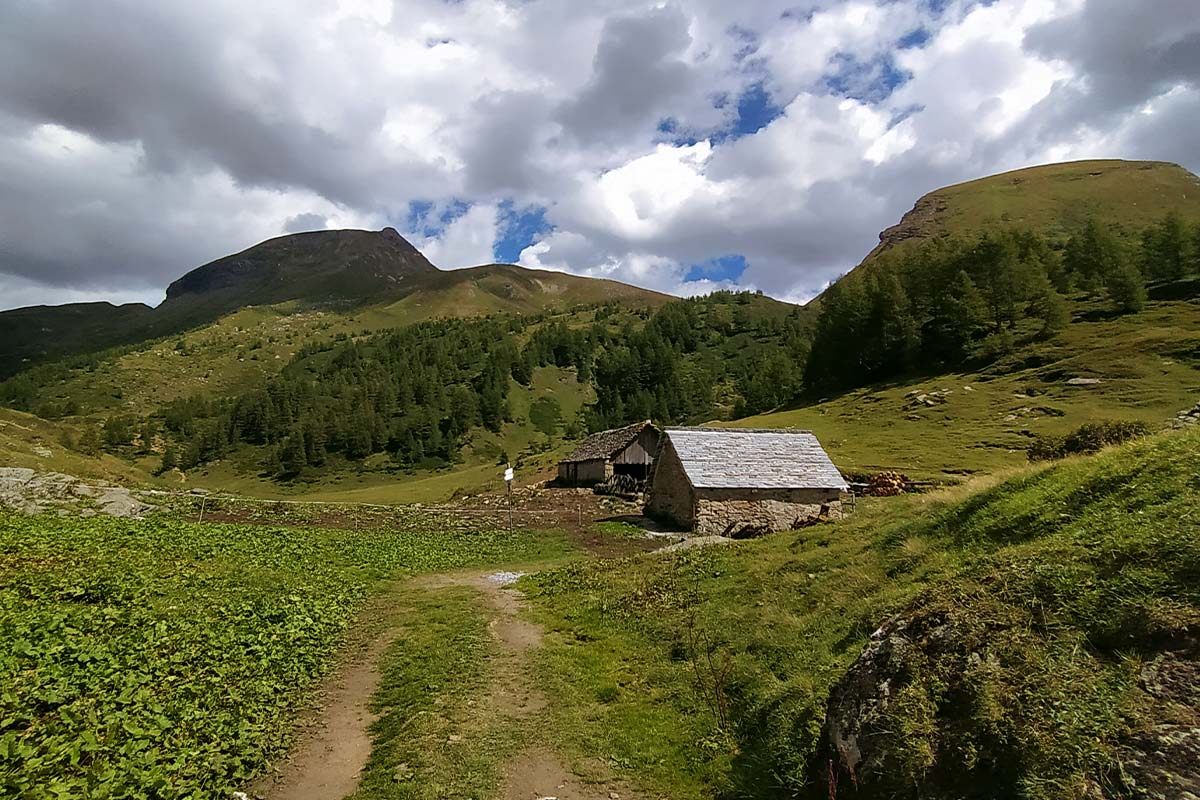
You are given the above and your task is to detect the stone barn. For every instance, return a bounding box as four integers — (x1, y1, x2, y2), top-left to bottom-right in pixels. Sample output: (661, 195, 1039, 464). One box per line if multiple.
(557, 420, 660, 486)
(646, 427, 848, 535)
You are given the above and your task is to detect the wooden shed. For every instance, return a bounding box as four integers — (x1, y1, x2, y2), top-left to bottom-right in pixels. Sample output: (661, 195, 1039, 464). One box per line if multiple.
(557, 420, 660, 486)
(646, 427, 848, 535)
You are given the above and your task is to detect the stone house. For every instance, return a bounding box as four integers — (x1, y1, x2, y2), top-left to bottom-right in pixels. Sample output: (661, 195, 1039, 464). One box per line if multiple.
(556, 420, 660, 486)
(645, 427, 848, 535)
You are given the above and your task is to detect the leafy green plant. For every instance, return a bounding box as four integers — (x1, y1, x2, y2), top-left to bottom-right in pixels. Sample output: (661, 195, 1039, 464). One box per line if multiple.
(0, 511, 572, 798)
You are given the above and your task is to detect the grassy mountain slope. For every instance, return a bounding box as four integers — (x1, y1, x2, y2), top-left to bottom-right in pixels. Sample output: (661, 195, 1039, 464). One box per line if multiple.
(0, 408, 152, 483)
(862, 159, 1200, 266)
(523, 426, 1200, 798)
(737, 293, 1200, 479)
(0, 227, 668, 383)
(0, 301, 153, 380)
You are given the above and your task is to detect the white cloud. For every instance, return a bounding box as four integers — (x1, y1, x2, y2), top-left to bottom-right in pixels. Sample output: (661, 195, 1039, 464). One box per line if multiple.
(415, 204, 499, 269)
(0, 0, 1196, 310)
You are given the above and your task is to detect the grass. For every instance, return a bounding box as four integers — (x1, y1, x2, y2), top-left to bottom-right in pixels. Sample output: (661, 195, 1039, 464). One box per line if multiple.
(521, 426, 1200, 797)
(0, 407, 152, 484)
(0, 510, 577, 799)
(870, 160, 1200, 262)
(736, 296, 1200, 480)
(349, 586, 507, 800)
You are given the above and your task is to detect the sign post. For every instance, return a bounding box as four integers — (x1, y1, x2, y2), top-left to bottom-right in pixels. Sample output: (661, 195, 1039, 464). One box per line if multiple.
(504, 464, 514, 532)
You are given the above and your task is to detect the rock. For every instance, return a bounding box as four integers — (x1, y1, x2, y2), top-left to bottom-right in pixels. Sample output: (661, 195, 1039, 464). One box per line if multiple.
(819, 609, 1200, 799)
(655, 535, 733, 553)
(1066, 377, 1103, 386)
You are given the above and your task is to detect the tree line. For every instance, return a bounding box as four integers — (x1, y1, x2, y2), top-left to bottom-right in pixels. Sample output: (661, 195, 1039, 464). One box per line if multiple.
(805, 212, 1200, 392)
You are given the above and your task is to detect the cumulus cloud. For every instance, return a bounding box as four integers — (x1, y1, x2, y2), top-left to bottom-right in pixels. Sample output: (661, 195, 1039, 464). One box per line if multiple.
(0, 0, 1197, 311)
(414, 204, 500, 269)
(283, 213, 330, 233)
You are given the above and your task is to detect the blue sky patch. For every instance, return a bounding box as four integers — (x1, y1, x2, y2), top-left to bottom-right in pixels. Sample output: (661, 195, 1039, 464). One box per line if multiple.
(656, 117, 703, 147)
(494, 201, 552, 264)
(731, 83, 784, 137)
(684, 254, 747, 284)
(406, 198, 473, 239)
(897, 27, 931, 48)
(823, 52, 912, 104)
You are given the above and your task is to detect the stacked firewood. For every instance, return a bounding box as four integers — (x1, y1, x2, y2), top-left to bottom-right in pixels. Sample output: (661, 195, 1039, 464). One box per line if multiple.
(865, 471, 909, 497)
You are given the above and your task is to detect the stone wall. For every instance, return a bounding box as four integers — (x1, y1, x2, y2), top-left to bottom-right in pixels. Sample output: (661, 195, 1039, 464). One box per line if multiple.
(694, 488, 842, 536)
(644, 442, 695, 529)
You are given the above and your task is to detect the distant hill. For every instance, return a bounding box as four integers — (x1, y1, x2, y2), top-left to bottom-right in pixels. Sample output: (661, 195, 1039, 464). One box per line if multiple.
(856, 159, 1200, 271)
(157, 227, 438, 325)
(0, 302, 154, 379)
(0, 227, 667, 379)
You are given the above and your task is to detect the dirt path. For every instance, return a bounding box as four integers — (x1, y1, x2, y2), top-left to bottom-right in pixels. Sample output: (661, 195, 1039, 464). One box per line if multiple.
(431, 571, 638, 800)
(251, 570, 641, 800)
(250, 593, 401, 800)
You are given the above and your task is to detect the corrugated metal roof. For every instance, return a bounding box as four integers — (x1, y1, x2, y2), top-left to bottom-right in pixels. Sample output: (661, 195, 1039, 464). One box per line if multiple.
(561, 420, 655, 463)
(665, 427, 848, 490)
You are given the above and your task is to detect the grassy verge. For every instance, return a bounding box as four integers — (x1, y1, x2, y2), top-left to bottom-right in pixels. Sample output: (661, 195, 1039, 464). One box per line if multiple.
(522, 427, 1200, 797)
(349, 586, 504, 799)
(0, 512, 576, 798)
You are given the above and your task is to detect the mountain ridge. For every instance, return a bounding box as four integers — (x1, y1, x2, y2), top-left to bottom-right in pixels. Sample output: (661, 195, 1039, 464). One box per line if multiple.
(0, 227, 668, 378)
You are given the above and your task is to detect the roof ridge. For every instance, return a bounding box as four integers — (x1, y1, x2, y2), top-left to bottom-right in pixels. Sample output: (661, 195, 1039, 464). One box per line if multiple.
(665, 426, 815, 434)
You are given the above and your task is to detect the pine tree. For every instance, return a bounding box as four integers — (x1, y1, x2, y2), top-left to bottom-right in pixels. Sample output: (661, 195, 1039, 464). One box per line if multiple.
(1143, 212, 1189, 281)
(160, 446, 178, 474)
(1027, 271, 1070, 339)
(1063, 219, 1120, 294)
(1106, 262, 1147, 313)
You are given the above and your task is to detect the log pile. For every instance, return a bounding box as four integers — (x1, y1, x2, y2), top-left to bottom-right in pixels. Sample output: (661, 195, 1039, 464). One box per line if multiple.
(865, 471, 909, 497)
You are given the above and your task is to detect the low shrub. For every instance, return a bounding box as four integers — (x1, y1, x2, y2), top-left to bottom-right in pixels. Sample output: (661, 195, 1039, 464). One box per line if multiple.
(1027, 419, 1150, 461)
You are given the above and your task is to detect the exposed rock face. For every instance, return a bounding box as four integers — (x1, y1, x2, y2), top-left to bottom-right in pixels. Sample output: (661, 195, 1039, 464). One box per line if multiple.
(875, 192, 950, 250)
(1121, 643, 1200, 799)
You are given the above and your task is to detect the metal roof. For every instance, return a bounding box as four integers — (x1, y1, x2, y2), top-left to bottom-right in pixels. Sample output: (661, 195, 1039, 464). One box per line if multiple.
(561, 420, 656, 463)
(665, 427, 848, 490)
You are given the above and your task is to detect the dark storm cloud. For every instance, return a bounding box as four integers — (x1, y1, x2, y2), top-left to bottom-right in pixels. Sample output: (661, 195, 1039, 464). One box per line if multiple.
(558, 6, 696, 143)
(1024, 0, 1200, 126)
(0, 1, 434, 208)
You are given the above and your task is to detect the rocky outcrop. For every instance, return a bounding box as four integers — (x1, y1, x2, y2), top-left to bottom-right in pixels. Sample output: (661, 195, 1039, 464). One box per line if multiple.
(814, 607, 1200, 799)
(1173, 401, 1200, 429)
(0, 467, 154, 517)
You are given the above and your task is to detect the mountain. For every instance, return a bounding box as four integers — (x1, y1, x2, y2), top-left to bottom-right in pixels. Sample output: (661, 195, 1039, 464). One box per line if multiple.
(0, 301, 154, 379)
(743, 159, 1200, 481)
(0, 227, 668, 379)
(858, 158, 1200, 270)
(157, 227, 438, 324)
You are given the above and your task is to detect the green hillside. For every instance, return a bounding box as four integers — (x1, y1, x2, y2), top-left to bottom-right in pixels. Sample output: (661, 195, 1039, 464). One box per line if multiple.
(863, 159, 1200, 265)
(737, 293, 1200, 479)
(522, 426, 1200, 798)
(0, 227, 668, 382)
(0, 302, 153, 380)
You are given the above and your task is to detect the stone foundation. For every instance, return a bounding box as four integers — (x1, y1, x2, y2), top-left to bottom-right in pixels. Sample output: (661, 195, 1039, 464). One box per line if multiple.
(694, 493, 843, 537)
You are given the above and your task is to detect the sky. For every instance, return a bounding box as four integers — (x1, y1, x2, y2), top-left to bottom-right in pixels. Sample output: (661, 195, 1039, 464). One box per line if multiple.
(1, 0, 1198, 311)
